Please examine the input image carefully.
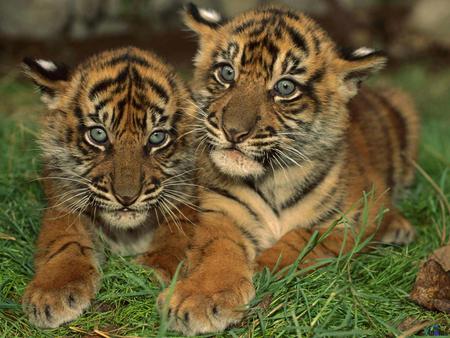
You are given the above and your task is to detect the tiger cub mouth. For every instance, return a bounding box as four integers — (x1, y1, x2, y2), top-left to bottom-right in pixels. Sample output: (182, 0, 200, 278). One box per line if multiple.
(209, 148, 265, 178)
(99, 208, 148, 229)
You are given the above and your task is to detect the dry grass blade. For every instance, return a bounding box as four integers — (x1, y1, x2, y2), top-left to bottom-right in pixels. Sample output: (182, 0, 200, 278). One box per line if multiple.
(0, 232, 16, 240)
(410, 159, 449, 245)
(398, 320, 433, 338)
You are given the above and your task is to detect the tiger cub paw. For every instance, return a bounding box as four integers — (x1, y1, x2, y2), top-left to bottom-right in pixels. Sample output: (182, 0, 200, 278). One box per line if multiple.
(381, 214, 416, 245)
(136, 251, 184, 284)
(157, 275, 255, 335)
(22, 265, 100, 328)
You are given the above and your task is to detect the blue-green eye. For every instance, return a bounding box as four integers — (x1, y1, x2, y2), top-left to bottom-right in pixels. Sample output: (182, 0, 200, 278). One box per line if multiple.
(275, 79, 297, 97)
(219, 65, 235, 83)
(149, 131, 168, 146)
(88, 127, 108, 144)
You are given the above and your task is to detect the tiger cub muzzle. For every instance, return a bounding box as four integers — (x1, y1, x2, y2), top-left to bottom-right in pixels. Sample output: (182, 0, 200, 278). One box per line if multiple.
(208, 82, 268, 178)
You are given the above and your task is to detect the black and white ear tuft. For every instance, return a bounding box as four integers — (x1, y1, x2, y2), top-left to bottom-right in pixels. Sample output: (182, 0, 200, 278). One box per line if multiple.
(22, 57, 70, 108)
(183, 3, 223, 35)
(351, 47, 376, 58)
(337, 47, 387, 99)
(22, 57, 70, 82)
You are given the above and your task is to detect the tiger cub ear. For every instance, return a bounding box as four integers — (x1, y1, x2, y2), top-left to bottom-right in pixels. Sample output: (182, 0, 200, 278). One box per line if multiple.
(22, 57, 70, 109)
(183, 3, 223, 36)
(336, 47, 387, 99)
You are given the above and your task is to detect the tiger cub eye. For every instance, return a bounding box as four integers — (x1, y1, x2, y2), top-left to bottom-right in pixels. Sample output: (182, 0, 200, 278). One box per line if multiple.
(89, 127, 108, 144)
(149, 131, 167, 146)
(275, 79, 296, 96)
(219, 65, 235, 83)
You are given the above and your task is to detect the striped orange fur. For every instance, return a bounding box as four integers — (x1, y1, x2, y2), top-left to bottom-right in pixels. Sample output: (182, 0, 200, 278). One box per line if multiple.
(159, 4, 420, 335)
(21, 47, 198, 328)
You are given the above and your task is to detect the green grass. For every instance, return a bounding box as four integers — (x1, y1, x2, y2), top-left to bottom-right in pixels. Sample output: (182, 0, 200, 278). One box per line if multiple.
(0, 64, 449, 337)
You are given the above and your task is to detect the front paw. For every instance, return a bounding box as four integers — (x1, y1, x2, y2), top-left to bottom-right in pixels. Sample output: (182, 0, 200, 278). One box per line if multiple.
(22, 266, 100, 328)
(136, 250, 185, 284)
(157, 276, 255, 335)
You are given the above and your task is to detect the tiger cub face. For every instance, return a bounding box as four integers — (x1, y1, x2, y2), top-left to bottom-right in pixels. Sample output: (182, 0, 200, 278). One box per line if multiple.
(24, 47, 195, 229)
(184, 5, 386, 179)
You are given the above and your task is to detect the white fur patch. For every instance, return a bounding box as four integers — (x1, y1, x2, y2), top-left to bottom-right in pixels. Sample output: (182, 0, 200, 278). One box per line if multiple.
(36, 59, 57, 71)
(198, 8, 221, 23)
(352, 47, 375, 57)
(99, 210, 148, 230)
(101, 230, 154, 255)
(210, 149, 264, 178)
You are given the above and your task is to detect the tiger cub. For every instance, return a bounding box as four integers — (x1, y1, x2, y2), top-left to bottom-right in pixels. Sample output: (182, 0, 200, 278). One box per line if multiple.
(158, 4, 419, 335)
(22, 47, 198, 328)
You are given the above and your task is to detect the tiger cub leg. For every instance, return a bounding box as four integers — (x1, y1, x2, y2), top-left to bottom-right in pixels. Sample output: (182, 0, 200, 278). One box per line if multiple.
(22, 209, 100, 328)
(136, 208, 196, 283)
(257, 209, 416, 272)
(256, 228, 358, 272)
(256, 228, 355, 271)
(378, 208, 416, 245)
(157, 212, 255, 335)
(257, 228, 331, 272)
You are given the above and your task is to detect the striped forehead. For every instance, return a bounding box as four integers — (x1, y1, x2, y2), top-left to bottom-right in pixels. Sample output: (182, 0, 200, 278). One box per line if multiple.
(215, 8, 324, 77)
(76, 51, 177, 135)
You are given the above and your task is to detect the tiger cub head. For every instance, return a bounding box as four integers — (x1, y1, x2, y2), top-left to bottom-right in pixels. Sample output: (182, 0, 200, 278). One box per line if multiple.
(23, 47, 196, 229)
(184, 4, 386, 179)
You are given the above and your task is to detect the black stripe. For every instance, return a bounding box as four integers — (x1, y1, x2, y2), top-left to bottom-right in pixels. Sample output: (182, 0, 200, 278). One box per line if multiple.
(312, 35, 321, 54)
(94, 97, 113, 112)
(232, 19, 257, 34)
(285, 26, 309, 54)
(281, 163, 333, 210)
(104, 53, 152, 68)
(273, 110, 294, 130)
(244, 180, 279, 217)
(111, 97, 127, 130)
(236, 225, 261, 251)
(305, 68, 325, 89)
(88, 66, 128, 100)
(374, 93, 407, 153)
(46, 241, 93, 261)
(170, 110, 183, 135)
(248, 19, 270, 38)
(375, 93, 409, 189)
(207, 187, 261, 222)
(264, 8, 300, 21)
(146, 78, 169, 103)
(289, 67, 306, 75)
(308, 202, 342, 229)
(227, 42, 240, 60)
(281, 51, 299, 74)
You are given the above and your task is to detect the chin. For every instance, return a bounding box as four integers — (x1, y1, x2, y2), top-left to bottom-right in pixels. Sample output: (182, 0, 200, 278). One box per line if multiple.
(210, 149, 265, 178)
(99, 209, 148, 229)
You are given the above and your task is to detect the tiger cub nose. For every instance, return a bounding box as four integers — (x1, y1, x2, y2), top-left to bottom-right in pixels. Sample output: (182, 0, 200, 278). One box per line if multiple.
(115, 193, 139, 207)
(223, 127, 252, 144)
